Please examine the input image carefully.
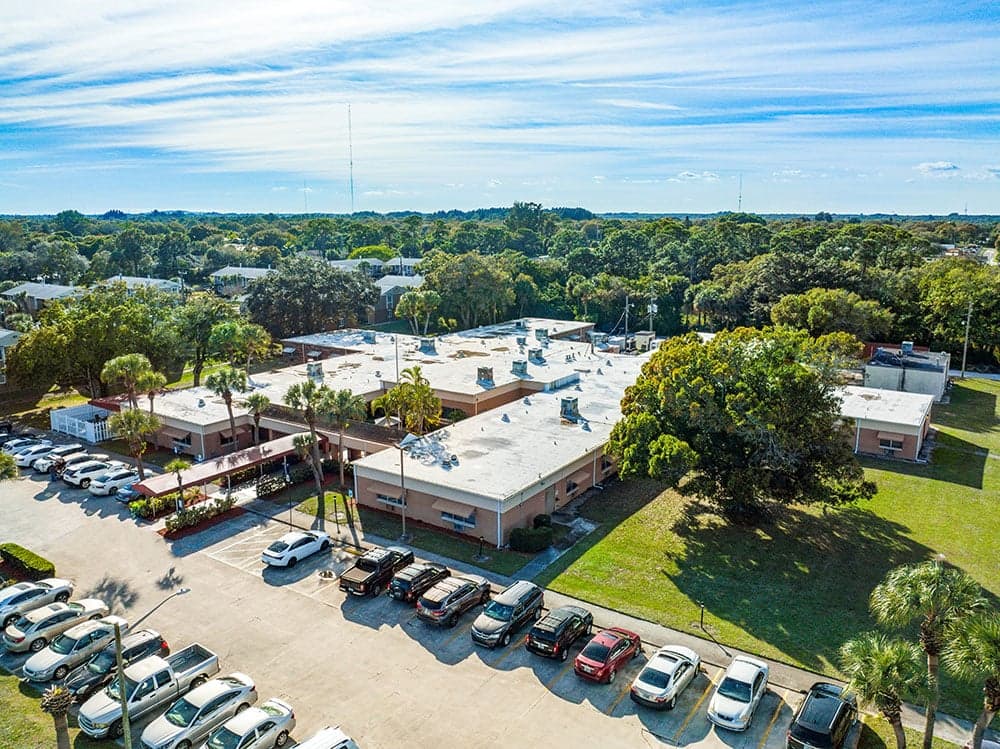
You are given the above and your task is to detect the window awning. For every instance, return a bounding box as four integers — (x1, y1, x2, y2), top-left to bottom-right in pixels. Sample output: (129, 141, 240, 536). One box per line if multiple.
(160, 426, 191, 440)
(222, 425, 252, 439)
(281, 346, 295, 354)
(877, 431, 906, 441)
(307, 350, 322, 358)
(431, 498, 476, 518)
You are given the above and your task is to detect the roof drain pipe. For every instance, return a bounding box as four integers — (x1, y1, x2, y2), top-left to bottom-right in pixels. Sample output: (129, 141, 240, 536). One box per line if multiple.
(496, 498, 502, 550)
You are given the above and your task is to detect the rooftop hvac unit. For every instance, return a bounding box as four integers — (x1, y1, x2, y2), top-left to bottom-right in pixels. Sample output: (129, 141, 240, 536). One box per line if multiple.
(362, 330, 376, 344)
(419, 337, 437, 355)
(516, 336, 527, 346)
(515, 319, 527, 329)
(511, 359, 528, 377)
(560, 397, 580, 422)
(528, 348, 544, 363)
(535, 328, 549, 341)
(306, 361, 324, 382)
(477, 366, 494, 384)
(901, 340, 914, 355)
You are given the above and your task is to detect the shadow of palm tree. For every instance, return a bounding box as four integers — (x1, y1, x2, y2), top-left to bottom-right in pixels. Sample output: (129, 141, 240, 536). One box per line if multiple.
(84, 575, 139, 613)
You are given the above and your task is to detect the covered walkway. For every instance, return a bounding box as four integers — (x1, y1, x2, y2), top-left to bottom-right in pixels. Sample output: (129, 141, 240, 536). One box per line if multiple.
(134, 432, 327, 497)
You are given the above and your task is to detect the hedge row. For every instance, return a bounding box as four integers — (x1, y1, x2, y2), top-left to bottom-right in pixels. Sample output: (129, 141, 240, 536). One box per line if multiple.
(0, 542, 56, 579)
(165, 494, 237, 533)
(509, 526, 553, 553)
(129, 488, 202, 520)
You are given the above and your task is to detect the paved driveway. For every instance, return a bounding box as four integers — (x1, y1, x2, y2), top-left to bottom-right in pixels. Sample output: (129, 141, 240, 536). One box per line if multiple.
(5, 470, 801, 748)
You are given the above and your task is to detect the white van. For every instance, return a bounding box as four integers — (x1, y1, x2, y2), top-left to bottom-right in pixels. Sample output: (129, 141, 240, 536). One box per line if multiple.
(294, 726, 361, 749)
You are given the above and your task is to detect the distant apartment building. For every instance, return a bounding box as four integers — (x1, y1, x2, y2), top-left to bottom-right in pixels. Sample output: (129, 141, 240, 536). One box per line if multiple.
(209, 266, 275, 296)
(2, 281, 80, 314)
(102, 275, 183, 295)
(0, 327, 21, 386)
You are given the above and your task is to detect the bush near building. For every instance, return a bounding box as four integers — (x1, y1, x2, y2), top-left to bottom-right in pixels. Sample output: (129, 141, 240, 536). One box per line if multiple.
(0, 543, 55, 579)
(510, 526, 553, 553)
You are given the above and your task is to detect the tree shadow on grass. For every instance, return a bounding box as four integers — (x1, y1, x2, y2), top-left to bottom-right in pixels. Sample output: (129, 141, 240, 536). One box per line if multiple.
(667, 503, 937, 674)
(935, 383, 998, 436)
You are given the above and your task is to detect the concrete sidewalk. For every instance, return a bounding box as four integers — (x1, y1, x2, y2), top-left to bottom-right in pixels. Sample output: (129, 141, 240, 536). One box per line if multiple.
(236, 493, 991, 747)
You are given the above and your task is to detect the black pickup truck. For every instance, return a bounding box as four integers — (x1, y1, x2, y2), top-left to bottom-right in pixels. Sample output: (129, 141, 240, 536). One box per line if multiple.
(339, 546, 414, 596)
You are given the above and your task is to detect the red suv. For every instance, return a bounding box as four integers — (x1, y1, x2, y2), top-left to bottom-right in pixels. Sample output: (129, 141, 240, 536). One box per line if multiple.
(574, 627, 642, 684)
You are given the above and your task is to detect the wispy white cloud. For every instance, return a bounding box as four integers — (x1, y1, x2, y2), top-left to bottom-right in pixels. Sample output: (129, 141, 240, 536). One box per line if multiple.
(915, 161, 960, 176)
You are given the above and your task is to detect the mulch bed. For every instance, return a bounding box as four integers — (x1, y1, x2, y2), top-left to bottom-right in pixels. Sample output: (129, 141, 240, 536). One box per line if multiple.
(157, 507, 246, 541)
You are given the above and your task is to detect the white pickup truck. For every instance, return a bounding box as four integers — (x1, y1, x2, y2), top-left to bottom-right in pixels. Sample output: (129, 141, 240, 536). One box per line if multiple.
(77, 643, 219, 739)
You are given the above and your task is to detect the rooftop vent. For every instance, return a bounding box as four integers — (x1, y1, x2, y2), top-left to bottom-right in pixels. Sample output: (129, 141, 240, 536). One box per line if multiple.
(511, 359, 528, 377)
(501, 413, 510, 422)
(477, 366, 494, 385)
(306, 361, 324, 382)
(516, 336, 527, 346)
(535, 328, 549, 341)
(419, 337, 437, 355)
(515, 319, 527, 329)
(528, 348, 544, 363)
(197, 398, 205, 408)
(362, 330, 376, 344)
(560, 397, 580, 422)
(901, 340, 914, 355)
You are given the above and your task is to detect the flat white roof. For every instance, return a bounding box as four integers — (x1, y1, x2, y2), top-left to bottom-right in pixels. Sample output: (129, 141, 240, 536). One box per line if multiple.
(209, 266, 274, 279)
(837, 385, 933, 428)
(2, 281, 79, 299)
(376, 274, 423, 293)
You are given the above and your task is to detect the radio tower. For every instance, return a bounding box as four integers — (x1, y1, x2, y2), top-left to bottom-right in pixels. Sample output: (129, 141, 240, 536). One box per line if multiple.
(348, 104, 355, 214)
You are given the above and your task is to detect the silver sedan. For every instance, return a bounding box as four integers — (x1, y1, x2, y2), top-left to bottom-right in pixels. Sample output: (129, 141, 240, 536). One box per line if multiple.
(140, 672, 258, 749)
(0, 578, 74, 628)
(202, 697, 296, 748)
(3, 598, 109, 653)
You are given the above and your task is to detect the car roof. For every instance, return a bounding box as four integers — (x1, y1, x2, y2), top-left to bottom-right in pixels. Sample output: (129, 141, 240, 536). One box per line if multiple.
(185, 676, 240, 708)
(24, 603, 67, 622)
(797, 683, 849, 731)
(37, 578, 71, 590)
(0, 581, 37, 599)
(494, 580, 539, 604)
(120, 629, 161, 649)
(279, 531, 310, 544)
(645, 650, 684, 676)
(63, 619, 108, 638)
(728, 656, 767, 682)
(223, 705, 271, 734)
(592, 628, 630, 647)
(127, 655, 169, 681)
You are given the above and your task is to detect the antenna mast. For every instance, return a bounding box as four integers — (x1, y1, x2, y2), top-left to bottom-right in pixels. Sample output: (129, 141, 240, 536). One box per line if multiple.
(738, 173, 743, 212)
(348, 104, 355, 214)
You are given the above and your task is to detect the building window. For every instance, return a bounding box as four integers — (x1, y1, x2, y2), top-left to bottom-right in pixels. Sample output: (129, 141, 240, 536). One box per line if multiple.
(441, 510, 476, 529)
(220, 433, 234, 446)
(376, 493, 406, 508)
(566, 479, 578, 494)
(172, 435, 192, 447)
(879, 438, 904, 451)
(601, 456, 613, 472)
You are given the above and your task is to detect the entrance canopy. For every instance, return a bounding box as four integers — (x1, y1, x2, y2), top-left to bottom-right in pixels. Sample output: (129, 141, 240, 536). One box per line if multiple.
(135, 432, 327, 498)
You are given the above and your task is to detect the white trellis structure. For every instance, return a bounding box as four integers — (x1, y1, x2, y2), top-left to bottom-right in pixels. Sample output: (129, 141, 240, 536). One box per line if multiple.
(49, 404, 115, 444)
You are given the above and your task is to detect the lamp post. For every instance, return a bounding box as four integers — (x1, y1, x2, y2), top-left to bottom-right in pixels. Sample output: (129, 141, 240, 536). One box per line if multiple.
(397, 442, 410, 543)
(114, 587, 190, 748)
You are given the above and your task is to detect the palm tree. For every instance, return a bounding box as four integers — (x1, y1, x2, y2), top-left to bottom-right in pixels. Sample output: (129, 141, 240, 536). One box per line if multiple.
(0, 453, 17, 481)
(841, 632, 923, 749)
(870, 560, 987, 749)
(137, 369, 167, 414)
(944, 613, 1000, 749)
(284, 379, 335, 522)
(325, 389, 367, 489)
(205, 366, 248, 454)
(398, 365, 441, 435)
(164, 458, 191, 508)
(108, 408, 160, 480)
(244, 393, 271, 446)
(101, 353, 153, 406)
(40, 684, 73, 749)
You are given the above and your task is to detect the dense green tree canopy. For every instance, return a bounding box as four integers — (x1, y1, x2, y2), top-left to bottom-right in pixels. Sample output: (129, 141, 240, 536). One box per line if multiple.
(771, 287, 895, 340)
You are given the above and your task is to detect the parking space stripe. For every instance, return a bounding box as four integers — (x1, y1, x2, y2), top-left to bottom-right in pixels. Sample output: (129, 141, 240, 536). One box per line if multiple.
(605, 677, 634, 715)
(439, 621, 473, 649)
(756, 689, 789, 749)
(487, 636, 526, 668)
(544, 654, 577, 690)
(673, 666, 721, 742)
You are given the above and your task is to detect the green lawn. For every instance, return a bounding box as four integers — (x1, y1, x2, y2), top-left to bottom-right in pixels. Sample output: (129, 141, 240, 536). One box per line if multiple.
(0, 671, 109, 749)
(858, 715, 957, 749)
(292, 488, 534, 577)
(536, 380, 1000, 720)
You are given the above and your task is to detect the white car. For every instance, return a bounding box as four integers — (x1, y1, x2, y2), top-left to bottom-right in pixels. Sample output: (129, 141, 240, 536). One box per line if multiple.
(21, 615, 129, 682)
(63, 460, 125, 489)
(203, 697, 296, 749)
(15, 443, 58, 467)
(630, 645, 701, 710)
(707, 655, 769, 731)
(2, 598, 109, 653)
(294, 726, 362, 749)
(140, 672, 258, 749)
(0, 578, 75, 628)
(32, 445, 86, 472)
(261, 530, 331, 567)
(88, 468, 141, 496)
(2, 437, 51, 454)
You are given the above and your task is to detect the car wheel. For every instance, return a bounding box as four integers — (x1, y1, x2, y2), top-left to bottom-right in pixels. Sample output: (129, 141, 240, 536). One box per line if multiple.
(29, 638, 47, 652)
(479, 590, 489, 604)
(111, 720, 124, 738)
(80, 478, 91, 488)
(55, 592, 70, 603)
(501, 632, 511, 647)
(191, 675, 207, 688)
(560, 648, 569, 662)
(666, 696, 676, 710)
(607, 668, 617, 684)
(320, 540, 330, 551)
(287, 556, 297, 568)
(176, 741, 192, 749)
(236, 703, 250, 714)
(53, 665, 68, 680)
(447, 613, 458, 628)
(275, 729, 290, 747)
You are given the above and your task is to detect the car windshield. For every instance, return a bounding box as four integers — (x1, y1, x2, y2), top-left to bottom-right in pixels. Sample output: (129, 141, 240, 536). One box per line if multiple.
(639, 668, 672, 689)
(87, 650, 117, 674)
(207, 728, 242, 749)
(483, 602, 513, 621)
(93, 473, 112, 483)
(718, 677, 752, 703)
(267, 541, 289, 553)
(581, 642, 611, 662)
(165, 696, 200, 727)
(12, 615, 31, 630)
(106, 676, 140, 700)
(50, 634, 78, 654)
(356, 558, 378, 572)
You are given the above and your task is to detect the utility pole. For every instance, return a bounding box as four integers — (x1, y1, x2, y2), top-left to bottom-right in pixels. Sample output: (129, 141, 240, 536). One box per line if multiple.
(623, 294, 629, 348)
(113, 622, 131, 747)
(960, 298, 973, 378)
(397, 442, 409, 542)
(649, 287, 655, 333)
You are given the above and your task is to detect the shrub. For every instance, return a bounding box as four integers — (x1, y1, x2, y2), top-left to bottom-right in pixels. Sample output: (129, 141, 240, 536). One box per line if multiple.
(509, 526, 553, 553)
(129, 488, 201, 519)
(0, 542, 56, 579)
(165, 494, 237, 533)
(532, 513, 552, 529)
(288, 463, 314, 484)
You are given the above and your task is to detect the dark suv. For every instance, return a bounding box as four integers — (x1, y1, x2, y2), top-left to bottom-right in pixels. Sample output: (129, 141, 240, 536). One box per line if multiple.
(471, 580, 545, 648)
(787, 682, 858, 749)
(526, 605, 594, 661)
(63, 628, 170, 700)
(416, 575, 491, 627)
(390, 563, 450, 603)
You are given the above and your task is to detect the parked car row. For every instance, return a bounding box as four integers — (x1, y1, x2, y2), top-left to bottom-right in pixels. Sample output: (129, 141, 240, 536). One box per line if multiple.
(2, 434, 143, 494)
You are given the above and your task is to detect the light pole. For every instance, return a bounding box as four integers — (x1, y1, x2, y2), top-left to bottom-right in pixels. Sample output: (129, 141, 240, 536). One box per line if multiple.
(397, 442, 410, 543)
(960, 298, 973, 379)
(114, 587, 190, 747)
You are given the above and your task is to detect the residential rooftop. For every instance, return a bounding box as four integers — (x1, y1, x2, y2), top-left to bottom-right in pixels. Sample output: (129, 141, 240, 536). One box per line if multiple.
(208, 266, 275, 279)
(836, 385, 934, 428)
(1, 281, 79, 300)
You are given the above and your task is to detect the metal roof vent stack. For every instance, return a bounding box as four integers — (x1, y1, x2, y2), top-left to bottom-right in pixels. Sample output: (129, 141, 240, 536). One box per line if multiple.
(516, 336, 527, 347)
(560, 396, 580, 422)
(901, 341, 914, 355)
(511, 359, 528, 377)
(477, 366, 494, 386)
(528, 348, 544, 363)
(597, 367, 603, 375)
(515, 319, 527, 329)
(523, 396, 531, 406)
(419, 337, 437, 355)
(535, 328, 549, 341)
(501, 413, 510, 422)
(197, 398, 205, 408)
(581, 421, 591, 431)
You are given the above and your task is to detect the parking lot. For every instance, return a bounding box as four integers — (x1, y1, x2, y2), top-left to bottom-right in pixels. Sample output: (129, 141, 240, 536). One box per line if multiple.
(5, 464, 805, 748)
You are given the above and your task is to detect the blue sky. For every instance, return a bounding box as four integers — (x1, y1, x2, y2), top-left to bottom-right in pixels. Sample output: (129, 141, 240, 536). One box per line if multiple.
(2, 0, 998, 215)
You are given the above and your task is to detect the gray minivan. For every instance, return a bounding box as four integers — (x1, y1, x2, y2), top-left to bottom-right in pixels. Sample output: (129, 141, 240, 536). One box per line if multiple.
(471, 580, 544, 648)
